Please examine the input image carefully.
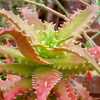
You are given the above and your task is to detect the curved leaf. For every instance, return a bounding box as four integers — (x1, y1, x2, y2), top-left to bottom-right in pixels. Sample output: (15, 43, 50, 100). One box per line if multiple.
(32, 69, 62, 100)
(0, 28, 49, 64)
(53, 80, 77, 100)
(71, 80, 93, 100)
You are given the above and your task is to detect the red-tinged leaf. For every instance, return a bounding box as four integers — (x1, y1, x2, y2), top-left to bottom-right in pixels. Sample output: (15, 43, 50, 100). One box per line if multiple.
(54, 81, 70, 100)
(0, 74, 21, 91)
(71, 80, 93, 100)
(32, 70, 61, 100)
(4, 87, 26, 100)
(0, 28, 49, 64)
(66, 82, 78, 100)
(20, 7, 43, 28)
(54, 80, 77, 100)
(20, 7, 35, 23)
(0, 90, 4, 100)
(88, 46, 100, 61)
(86, 71, 93, 81)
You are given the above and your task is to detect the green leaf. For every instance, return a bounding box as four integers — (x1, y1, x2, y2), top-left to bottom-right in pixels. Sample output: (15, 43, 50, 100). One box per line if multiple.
(57, 6, 95, 40)
(16, 78, 32, 89)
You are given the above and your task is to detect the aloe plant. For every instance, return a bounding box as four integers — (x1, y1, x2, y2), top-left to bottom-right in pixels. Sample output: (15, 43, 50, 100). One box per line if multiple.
(0, 1, 100, 100)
